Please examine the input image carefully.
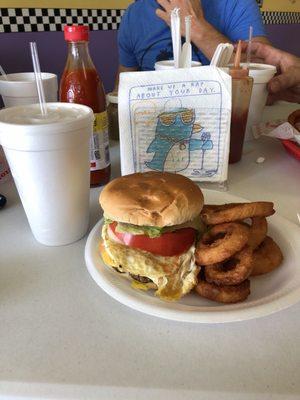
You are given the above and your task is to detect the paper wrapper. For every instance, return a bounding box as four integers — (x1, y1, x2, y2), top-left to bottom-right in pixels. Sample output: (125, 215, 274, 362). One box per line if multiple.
(252, 119, 300, 145)
(118, 66, 232, 183)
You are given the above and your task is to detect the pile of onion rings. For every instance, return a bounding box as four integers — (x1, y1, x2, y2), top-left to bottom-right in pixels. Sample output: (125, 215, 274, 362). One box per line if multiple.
(195, 201, 283, 304)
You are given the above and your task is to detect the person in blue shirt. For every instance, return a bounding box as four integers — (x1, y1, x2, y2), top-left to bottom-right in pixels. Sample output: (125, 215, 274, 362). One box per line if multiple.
(117, 0, 269, 77)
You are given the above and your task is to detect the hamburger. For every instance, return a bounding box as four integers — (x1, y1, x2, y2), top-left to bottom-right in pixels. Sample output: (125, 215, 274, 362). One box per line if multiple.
(99, 171, 204, 301)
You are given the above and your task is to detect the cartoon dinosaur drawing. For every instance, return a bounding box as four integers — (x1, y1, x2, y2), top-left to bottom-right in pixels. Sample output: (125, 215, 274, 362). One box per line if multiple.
(145, 107, 213, 173)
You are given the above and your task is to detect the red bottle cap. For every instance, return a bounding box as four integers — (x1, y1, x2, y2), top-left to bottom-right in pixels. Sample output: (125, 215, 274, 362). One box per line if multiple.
(64, 25, 89, 42)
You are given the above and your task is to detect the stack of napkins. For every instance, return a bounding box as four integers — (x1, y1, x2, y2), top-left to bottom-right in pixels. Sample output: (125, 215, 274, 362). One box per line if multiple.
(118, 66, 232, 183)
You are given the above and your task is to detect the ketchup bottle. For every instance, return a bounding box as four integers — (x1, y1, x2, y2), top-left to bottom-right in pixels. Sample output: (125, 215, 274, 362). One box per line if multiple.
(229, 41, 253, 164)
(60, 25, 111, 186)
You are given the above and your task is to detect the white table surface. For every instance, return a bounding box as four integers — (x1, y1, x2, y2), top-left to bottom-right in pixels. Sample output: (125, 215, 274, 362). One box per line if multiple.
(0, 104, 300, 400)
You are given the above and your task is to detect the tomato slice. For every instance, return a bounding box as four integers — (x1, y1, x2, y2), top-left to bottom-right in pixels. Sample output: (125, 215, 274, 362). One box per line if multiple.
(109, 222, 196, 257)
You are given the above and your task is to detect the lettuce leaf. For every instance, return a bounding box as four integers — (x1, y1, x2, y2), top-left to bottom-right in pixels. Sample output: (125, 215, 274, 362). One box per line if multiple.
(104, 215, 206, 238)
(104, 217, 114, 225)
(116, 223, 163, 238)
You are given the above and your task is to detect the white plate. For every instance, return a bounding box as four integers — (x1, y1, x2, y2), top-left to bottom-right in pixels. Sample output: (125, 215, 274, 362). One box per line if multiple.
(85, 191, 300, 323)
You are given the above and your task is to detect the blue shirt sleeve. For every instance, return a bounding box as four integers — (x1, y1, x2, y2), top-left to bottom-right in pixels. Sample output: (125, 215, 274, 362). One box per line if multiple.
(223, 0, 266, 41)
(118, 6, 138, 68)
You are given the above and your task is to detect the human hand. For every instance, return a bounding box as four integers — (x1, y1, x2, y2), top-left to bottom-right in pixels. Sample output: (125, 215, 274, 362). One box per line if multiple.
(268, 66, 300, 104)
(242, 41, 300, 104)
(156, 0, 206, 39)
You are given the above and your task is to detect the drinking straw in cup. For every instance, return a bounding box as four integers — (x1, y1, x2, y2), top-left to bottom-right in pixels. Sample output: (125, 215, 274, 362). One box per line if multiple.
(30, 42, 47, 116)
(246, 26, 253, 70)
(0, 43, 93, 245)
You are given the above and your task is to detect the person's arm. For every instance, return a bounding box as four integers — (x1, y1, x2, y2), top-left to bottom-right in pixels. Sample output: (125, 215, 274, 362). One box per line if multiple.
(252, 36, 270, 45)
(244, 42, 300, 103)
(156, 0, 270, 60)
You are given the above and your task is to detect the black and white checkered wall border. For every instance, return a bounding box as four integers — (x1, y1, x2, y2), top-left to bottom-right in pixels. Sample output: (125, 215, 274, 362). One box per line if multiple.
(0, 8, 125, 33)
(262, 11, 300, 25)
(0, 8, 300, 33)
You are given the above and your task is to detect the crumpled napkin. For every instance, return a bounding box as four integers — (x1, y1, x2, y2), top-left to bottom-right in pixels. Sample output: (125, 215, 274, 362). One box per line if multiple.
(252, 119, 300, 145)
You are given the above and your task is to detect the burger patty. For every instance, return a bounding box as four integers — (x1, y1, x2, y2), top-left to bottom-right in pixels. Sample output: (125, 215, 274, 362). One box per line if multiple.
(113, 266, 125, 274)
(113, 265, 153, 283)
(129, 273, 153, 283)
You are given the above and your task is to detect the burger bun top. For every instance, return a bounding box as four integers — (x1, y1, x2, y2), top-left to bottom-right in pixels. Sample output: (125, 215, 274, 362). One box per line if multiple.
(99, 171, 204, 227)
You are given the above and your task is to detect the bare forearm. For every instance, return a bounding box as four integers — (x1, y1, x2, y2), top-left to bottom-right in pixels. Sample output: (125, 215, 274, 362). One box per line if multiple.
(191, 20, 231, 60)
(192, 22, 270, 61)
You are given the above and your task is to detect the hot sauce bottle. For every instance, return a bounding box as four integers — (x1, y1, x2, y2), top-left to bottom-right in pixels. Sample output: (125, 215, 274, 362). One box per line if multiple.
(229, 41, 254, 164)
(60, 25, 111, 186)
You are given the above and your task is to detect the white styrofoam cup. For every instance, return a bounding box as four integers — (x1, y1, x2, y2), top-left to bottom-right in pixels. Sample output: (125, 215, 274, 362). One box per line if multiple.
(0, 103, 93, 246)
(247, 63, 277, 141)
(0, 72, 58, 107)
(155, 60, 202, 70)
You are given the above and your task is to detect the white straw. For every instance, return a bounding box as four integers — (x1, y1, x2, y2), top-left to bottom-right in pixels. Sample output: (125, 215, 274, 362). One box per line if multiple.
(185, 15, 191, 45)
(179, 15, 192, 68)
(30, 42, 47, 115)
(171, 8, 181, 69)
(0, 65, 8, 80)
(246, 26, 253, 69)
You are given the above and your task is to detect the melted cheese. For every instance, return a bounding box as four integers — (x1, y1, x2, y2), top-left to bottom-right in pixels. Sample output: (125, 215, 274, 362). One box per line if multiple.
(101, 224, 199, 301)
(131, 281, 149, 291)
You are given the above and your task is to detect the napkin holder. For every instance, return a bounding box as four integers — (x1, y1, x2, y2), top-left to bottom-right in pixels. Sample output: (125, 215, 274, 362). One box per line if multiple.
(118, 66, 232, 189)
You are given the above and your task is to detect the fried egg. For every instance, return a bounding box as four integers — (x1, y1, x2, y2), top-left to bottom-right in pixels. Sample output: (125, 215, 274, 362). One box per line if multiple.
(101, 224, 199, 301)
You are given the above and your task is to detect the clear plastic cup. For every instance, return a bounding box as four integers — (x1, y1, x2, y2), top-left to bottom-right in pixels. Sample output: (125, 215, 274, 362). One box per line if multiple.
(0, 103, 94, 246)
(155, 60, 202, 70)
(0, 72, 58, 108)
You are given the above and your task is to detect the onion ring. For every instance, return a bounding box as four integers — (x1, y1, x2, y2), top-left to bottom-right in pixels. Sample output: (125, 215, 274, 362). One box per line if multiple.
(195, 279, 251, 303)
(205, 245, 253, 285)
(246, 217, 268, 249)
(251, 236, 283, 276)
(201, 202, 275, 225)
(195, 222, 249, 265)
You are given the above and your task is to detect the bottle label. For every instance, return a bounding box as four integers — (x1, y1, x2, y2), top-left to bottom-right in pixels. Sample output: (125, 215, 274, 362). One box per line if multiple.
(90, 111, 110, 171)
(0, 146, 11, 184)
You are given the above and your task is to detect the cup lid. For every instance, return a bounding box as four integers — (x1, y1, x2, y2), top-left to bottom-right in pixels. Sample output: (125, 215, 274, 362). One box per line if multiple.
(0, 103, 94, 151)
(107, 92, 118, 104)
